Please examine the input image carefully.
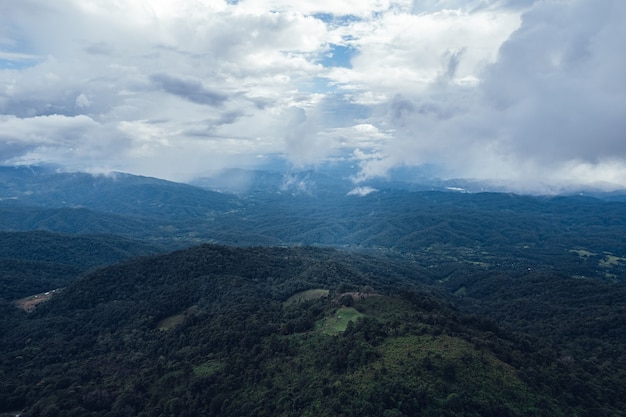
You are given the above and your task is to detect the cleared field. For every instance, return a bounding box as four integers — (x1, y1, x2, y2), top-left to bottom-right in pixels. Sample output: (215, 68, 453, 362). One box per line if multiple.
(284, 289, 329, 305)
(600, 254, 626, 267)
(193, 359, 224, 378)
(157, 313, 185, 331)
(570, 249, 596, 257)
(157, 305, 199, 330)
(316, 307, 364, 335)
(14, 289, 59, 312)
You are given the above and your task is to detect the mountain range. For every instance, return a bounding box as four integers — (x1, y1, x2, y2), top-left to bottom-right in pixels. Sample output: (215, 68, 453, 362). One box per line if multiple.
(1, 165, 625, 416)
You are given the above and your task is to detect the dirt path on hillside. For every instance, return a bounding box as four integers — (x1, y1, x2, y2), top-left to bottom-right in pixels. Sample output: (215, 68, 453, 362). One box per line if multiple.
(14, 289, 60, 312)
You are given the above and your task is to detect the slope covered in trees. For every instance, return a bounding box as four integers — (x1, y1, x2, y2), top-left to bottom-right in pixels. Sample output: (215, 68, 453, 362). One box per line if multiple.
(0, 231, 165, 299)
(2, 168, 626, 416)
(0, 166, 237, 218)
(1, 245, 624, 416)
(3, 167, 626, 280)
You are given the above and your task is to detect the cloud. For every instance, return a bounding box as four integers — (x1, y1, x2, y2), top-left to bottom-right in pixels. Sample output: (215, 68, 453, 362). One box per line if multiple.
(0, 0, 624, 191)
(283, 106, 330, 168)
(347, 186, 378, 196)
(150, 73, 228, 106)
(356, 0, 626, 191)
(0, 113, 132, 170)
(75, 93, 91, 109)
(479, 0, 626, 162)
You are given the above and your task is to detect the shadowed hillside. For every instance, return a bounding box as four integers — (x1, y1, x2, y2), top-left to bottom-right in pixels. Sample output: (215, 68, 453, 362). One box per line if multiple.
(1, 245, 624, 416)
(0, 231, 165, 299)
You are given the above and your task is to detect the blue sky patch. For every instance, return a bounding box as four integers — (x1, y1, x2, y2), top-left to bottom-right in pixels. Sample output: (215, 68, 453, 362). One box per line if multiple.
(313, 13, 361, 26)
(0, 39, 41, 70)
(0, 58, 38, 70)
(320, 44, 356, 69)
(300, 76, 338, 95)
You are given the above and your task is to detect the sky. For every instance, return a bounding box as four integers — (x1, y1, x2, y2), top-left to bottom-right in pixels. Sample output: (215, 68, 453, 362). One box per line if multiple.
(1, 0, 625, 193)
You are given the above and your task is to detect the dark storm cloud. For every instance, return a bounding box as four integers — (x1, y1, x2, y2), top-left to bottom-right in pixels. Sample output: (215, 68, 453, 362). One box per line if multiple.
(479, 0, 626, 162)
(360, 0, 626, 191)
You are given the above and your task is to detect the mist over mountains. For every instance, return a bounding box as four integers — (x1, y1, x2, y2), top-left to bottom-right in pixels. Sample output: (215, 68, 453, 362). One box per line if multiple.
(5, 164, 625, 205)
(1, 164, 626, 416)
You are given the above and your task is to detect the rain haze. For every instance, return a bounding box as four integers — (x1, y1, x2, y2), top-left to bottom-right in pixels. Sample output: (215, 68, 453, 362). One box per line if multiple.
(1, 0, 625, 193)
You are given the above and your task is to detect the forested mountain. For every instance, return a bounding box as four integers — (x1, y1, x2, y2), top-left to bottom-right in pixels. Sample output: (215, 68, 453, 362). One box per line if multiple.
(0, 165, 237, 218)
(0, 231, 165, 300)
(0, 204, 166, 237)
(3, 167, 626, 277)
(1, 166, 626, 416)
(2, 245, 624, 416)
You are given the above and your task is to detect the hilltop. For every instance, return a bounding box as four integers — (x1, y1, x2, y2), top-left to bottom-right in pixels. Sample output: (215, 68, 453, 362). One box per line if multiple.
(1, 244, 624, 416)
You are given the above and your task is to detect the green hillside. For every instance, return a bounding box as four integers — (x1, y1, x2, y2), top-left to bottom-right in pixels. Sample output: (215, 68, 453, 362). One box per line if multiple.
(0, 166, 237, 218)
(0, 230, 165, 299)
(2, 168, 626, 416)
(1, 245, 623, 416)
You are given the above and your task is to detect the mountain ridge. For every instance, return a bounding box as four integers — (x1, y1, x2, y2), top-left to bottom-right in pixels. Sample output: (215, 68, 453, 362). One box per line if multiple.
(3, 244, 622, 416)
(1, 164, 626, 415)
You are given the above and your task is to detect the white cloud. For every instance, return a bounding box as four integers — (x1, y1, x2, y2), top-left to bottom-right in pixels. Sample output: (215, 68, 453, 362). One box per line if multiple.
(0, 0, 624, 191)
(332, 8, 520, 100)
(347, 186, 378, 196)
(238, 0, 394, 17)
(356, 0, 626, 191)
(75, 93, 90, 109)
(0, 113, 132, 170)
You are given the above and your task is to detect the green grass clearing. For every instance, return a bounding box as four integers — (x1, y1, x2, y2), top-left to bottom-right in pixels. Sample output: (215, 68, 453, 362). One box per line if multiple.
(284, 289, 329, 305)
(157, 313, 185, 331)
(316, 307, 364, 335)
(599, 254, 626, 267)
(193, 360, 224, 378)
(570, 249, 596, 257)
(156, 306, 199, 330)
(465, 260, 490, 267)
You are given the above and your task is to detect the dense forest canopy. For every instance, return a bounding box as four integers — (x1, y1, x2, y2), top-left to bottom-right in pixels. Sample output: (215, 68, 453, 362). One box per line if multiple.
(1, 168, 625, 416)
(0, 243, 624, 416)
